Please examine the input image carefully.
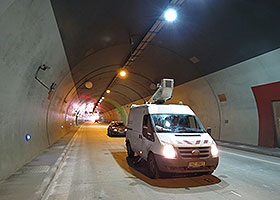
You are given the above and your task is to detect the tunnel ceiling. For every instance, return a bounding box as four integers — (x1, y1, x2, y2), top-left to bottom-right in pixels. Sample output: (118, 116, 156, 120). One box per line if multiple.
(51, 0, 280, 111)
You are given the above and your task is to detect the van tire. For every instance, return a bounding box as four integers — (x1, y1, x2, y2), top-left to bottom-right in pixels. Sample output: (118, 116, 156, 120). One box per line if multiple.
(148, 153, 160, 179)
(207, 170, 214, 175)
(126, 141, 135, 158)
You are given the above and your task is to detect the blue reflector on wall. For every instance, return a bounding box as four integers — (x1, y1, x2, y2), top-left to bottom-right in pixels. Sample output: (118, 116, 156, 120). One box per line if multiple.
(25, 134, 31, 141)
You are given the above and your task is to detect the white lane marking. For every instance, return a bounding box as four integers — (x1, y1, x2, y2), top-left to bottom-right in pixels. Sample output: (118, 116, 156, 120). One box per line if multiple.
(230, 191, 242, 197)
(220, 150, 280, 166)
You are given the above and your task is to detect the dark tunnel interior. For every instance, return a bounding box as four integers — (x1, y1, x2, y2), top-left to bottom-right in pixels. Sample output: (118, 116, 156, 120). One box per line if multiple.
(0, 0, 280, 199)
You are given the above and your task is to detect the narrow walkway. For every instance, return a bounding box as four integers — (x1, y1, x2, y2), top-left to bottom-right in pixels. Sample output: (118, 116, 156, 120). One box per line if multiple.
(0, 130, 76, 200)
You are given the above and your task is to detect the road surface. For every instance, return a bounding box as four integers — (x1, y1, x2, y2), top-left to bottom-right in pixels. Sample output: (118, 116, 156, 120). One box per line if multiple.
(42, 122, 280, 200)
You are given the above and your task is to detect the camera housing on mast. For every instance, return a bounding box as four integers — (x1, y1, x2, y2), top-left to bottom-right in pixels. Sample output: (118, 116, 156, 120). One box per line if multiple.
(148, 78, 174, 104)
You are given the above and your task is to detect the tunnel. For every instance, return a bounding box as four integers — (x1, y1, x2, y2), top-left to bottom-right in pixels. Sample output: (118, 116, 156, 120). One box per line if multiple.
(0, 0, 280, 199)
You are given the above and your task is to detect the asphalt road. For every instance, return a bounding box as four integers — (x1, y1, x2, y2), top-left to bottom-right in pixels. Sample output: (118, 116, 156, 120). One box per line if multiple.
(42, 122, 280, 200)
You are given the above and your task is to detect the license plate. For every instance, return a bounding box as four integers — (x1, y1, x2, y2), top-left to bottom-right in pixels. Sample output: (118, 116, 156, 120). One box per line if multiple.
(188, 161, 205, 168)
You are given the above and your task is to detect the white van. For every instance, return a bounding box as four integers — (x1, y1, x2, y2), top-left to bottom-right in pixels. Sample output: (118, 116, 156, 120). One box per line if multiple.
(125, 104, 219, 178)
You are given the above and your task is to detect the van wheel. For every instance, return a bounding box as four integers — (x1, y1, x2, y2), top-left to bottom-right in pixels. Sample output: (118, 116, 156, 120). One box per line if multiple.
(148, 153, 160, 179)
(126, 141, 135, 158)
(207, 170, 214, 175)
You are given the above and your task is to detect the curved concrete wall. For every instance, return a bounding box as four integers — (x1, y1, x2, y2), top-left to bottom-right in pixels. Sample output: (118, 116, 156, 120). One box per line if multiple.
(0, 0, 78, 181)
(105, 48, 280, 147)
(188, 48, 280, 145)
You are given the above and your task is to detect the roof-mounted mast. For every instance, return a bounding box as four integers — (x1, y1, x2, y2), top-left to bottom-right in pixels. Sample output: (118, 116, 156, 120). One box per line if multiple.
(147, 78, 174, 104)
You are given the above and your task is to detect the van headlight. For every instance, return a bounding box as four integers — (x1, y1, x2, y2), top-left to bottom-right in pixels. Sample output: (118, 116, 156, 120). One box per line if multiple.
(162, 144, 176, 159)
(113, 128, 118, 131)
(211, 144, 219, 157)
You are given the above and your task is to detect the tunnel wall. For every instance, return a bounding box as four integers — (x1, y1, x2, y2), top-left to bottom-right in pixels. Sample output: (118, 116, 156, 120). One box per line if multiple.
(104, 48, 280, 147)
(0, 0, 78, 181)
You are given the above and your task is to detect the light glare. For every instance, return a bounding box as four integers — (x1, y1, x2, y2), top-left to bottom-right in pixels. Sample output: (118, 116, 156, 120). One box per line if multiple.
(165, 121, 171, 127)
(119, 70, 127, 77)
(106, 89, 111, 94)
(164, 8, 177, 22)
(211, 144, 219, 157)
(162, 144, 176, 159)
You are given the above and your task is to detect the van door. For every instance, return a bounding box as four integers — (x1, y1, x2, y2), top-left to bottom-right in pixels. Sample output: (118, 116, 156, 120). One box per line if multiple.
(141, 115, 155, 160)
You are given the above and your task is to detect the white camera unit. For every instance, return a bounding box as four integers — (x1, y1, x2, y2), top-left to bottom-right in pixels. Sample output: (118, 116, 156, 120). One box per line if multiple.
(148, 78, 174, 104)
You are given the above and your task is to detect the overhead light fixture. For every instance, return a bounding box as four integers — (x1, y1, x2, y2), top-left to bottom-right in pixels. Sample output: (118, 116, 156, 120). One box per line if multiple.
(119, 70, 127, 78)
(102, 97, 105, 99)
(106, 89, 111, 94)
(164, 8, 177, 22)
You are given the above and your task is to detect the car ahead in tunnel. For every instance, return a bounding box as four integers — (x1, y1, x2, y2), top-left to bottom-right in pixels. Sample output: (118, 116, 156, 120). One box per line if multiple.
(125, 104, 219, 178)
(107, 121, 127, 137)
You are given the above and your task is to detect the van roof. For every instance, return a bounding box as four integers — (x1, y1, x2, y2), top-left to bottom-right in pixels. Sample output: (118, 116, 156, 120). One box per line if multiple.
(131, 104, 195, 115)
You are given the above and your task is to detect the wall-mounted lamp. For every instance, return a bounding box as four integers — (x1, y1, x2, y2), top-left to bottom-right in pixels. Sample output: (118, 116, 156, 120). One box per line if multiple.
(35, 64, 56, 100)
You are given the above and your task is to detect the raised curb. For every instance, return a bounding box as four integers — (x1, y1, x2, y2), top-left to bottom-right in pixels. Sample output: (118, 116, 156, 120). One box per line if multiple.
(35, 131, 79, 200)
(216, 140, 280, 158)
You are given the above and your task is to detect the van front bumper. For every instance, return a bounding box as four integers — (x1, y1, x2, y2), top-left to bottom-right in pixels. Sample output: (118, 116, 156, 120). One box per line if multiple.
(154, 154, 219, 174)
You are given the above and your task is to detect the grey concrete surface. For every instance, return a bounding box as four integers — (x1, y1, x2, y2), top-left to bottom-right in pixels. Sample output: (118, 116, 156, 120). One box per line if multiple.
(0, 122, 276, 200)
(0, 0, 79, 181)
(0, 130, 76, 200)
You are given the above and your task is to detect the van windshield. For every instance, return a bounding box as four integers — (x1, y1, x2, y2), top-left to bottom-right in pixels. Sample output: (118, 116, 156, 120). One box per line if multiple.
(150, 114, 206, 133)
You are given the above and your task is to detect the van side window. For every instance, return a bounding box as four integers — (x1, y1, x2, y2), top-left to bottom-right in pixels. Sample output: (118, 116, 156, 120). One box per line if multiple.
(142, 115, 155, 142)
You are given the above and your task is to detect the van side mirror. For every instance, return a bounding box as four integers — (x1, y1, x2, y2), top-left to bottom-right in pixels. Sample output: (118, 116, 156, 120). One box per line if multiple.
(206, 127, 212, 135)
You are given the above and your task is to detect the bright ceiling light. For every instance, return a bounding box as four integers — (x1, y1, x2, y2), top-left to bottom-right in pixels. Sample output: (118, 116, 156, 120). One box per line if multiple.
(106, 89, 111, 94)
(102, 97, 104, 99)
(164, 8, 177, 22)
(119, 70, 127, 78)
